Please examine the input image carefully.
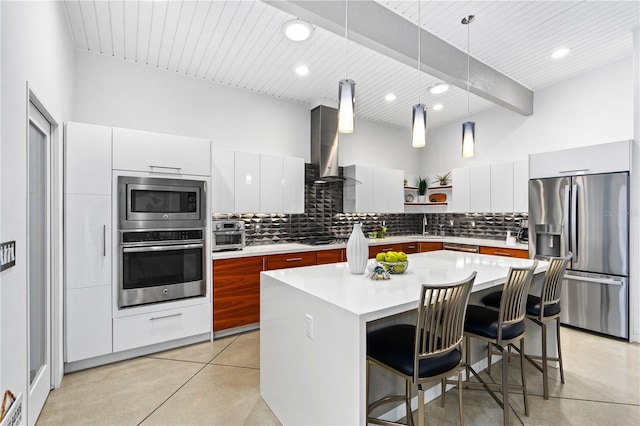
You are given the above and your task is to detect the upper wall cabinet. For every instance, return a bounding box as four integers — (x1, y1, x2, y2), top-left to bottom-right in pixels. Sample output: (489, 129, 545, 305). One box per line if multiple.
(469, 165, 491, 212)
(529, 140, 631, 179)
(211, 149, 305, 214)
(112, 127, 211, 176)
(490, 162, 514, 213)
(452, 160, 529, 214)
(65, 122, 112, 195)
(343, 165, 404, 213)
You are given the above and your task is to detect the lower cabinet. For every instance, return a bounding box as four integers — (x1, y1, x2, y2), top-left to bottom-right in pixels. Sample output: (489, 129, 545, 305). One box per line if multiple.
(265, 251, 317, 270)
(213, 256, 264, 332)
(113, 303, 210, 352)
(479, 246, 528, 259)
(419, 242, 444, 252)
(65, 286, 112, 362)
(402, 242, 419, 254)
(368, 243, 404, 258)
(317, 249, 345, 265)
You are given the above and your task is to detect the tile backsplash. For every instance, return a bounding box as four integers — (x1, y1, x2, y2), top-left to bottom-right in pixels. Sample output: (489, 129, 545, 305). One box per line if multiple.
(213, 164, 527, 245)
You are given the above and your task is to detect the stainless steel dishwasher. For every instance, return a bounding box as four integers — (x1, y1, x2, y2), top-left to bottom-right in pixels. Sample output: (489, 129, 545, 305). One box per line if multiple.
(442, 242, 480, 253)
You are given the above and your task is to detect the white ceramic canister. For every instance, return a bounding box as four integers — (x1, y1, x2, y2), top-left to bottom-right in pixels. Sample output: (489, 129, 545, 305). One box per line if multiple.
(346, 223, 369, 274)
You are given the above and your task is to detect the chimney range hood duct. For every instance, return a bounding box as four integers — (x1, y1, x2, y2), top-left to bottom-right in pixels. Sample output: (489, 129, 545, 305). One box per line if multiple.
(310, 105, 347, 184)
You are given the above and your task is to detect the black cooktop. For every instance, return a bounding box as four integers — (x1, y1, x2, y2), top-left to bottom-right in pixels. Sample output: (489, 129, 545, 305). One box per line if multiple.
(299, 237, 346, 246)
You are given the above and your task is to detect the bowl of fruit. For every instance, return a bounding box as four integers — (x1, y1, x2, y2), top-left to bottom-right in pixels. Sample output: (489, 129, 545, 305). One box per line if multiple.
(375, 250, 409, 274)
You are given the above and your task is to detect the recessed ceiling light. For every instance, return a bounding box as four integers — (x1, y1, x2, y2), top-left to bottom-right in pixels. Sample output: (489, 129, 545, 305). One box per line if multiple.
(432, 103, 444, 111)
(295, 65, 309, 76)
(551, 47, 571, 59)
(429, 82, 449, 95)
(385, 93, 397, 102)
(282, 19, 313, 42)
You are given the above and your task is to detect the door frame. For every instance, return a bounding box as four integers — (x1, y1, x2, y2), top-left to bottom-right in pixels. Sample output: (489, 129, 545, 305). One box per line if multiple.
(26, 84, 64, 420)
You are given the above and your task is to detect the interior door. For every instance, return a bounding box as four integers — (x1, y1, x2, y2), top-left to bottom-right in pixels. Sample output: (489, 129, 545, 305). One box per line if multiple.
(28, 101, 52, 423)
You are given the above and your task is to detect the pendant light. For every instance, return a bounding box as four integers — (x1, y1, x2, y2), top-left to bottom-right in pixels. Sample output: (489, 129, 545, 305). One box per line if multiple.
(461, 15, 475, 158)
(411, 0, 427, 148)
(338, 0, 355, 134)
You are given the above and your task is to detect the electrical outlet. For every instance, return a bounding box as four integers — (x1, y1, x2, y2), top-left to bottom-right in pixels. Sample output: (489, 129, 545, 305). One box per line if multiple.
(305, 314, 314, 339)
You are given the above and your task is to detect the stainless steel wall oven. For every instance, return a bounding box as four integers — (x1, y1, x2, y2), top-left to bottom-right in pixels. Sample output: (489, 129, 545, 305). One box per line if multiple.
(117, 176, 208, 308)
(119, 229, 206, 308)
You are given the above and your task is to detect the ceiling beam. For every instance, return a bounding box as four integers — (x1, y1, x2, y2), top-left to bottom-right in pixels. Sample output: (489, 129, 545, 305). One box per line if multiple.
(264, 0, 533, 116)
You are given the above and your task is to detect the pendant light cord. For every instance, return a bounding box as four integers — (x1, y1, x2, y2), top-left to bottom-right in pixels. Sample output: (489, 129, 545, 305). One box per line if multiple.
(417, 0, 421, 104)
(466, 18, 470, 120)
(344, 0, 348, 79)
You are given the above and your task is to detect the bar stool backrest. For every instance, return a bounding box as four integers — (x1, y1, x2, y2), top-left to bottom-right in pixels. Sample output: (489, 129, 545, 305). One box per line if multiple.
(538, 253, 572, 320)
(414, 272, 476, 382)
(498, 261, 538, 343)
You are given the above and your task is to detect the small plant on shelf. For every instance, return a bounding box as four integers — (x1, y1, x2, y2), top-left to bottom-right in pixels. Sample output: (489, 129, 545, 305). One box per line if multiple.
(418, 176, 427, 195)
(433, 172, 451, 186)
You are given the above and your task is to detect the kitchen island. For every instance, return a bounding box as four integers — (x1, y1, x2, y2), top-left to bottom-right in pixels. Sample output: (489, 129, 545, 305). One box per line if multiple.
(260, 250, 547, 426)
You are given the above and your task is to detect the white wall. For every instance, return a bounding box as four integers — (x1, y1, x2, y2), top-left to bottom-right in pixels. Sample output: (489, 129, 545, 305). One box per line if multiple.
(1, 0, 75, 419)
(422, 58, 634, 174)
(72, 51, 421, 176)
(631, 28, 639, 343)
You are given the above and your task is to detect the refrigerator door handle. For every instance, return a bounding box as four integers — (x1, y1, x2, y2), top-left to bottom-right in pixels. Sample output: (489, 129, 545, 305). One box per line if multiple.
(564, 274, 624, 286)
(570, 184, 578, 263)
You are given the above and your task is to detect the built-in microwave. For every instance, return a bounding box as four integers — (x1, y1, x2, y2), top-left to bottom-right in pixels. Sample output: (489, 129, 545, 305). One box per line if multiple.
(118, 176, 206, 229)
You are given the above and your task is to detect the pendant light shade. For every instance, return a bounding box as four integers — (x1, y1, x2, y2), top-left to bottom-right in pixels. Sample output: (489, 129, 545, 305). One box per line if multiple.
(338, 79, 356, 134)
(411, 104, 427, 148)
(461, 15, 476, 158)
(462, 121, 475, 158)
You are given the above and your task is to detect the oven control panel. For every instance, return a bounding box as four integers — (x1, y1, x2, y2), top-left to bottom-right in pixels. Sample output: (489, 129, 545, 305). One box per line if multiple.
(122, 229, 204, 243)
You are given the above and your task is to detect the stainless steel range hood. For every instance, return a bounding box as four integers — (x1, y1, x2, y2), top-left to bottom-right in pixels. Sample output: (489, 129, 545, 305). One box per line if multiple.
(310, 105, 344, 183)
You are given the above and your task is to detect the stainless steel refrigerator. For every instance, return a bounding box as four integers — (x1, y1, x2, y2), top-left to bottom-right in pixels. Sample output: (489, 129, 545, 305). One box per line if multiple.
(529, 172, 629, 339)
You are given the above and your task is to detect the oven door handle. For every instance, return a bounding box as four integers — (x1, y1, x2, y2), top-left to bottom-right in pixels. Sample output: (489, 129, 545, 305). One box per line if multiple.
(122, 243, 204, 253)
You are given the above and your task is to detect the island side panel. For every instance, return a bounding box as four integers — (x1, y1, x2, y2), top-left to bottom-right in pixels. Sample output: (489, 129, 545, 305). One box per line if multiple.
(260, 273, 364, 425)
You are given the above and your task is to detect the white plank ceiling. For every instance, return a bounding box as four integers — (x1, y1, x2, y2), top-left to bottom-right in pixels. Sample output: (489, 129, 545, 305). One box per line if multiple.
(63, 0, 639, 130)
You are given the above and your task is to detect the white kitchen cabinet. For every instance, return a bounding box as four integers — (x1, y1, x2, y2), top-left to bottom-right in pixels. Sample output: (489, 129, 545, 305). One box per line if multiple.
(65, 286, 112, 362)
(65, 122, 113, 363)
(451, 168, 470, 213)
(343, 165, 403, 213)
(469, 165, 491, 212)
(112, 127, 211, 176)
(283, 156, 304, 213)
(65, 194, 111, 290)
(211, 147, 235, 213)
(529, 140, 631, 179)
(490, 162, 514, 213)
(65, 122, 112, 195)
(260, 154, 285, 213)
(113, 303, 210, 352)
(234, 151, 261, 213)
(513, 159, 529, 212)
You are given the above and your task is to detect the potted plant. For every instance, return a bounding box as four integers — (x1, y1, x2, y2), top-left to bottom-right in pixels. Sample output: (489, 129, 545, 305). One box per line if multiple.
(418, 176, 427, 202)
(433, 172, 451, 186)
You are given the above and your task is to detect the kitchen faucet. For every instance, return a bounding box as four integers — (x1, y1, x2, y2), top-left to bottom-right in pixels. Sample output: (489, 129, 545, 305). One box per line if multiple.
(422, 214, 428, 236)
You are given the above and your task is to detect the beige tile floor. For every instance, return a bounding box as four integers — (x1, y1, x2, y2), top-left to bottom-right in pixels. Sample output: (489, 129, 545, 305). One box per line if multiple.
(37, 327, 639, 426)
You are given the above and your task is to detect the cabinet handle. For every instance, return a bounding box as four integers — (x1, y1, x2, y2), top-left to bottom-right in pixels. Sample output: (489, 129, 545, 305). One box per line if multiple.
(286, 257, 303, 262)
(559, 168, 589, 174)
(102, 225, 106, 257)
(493, 251, 512, 257)
(406, 245, 416, 249)
(150, 312, 183, 321)
(149, 165, 182, 174)
(382, 248, 394, 251)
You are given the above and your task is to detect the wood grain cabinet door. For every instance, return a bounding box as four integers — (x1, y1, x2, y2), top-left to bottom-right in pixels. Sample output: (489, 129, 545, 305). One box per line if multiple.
(213, 256, 264, 332)
(316, 249, 345, 265)
(419, 242, 444, 252)
(479, 246, 529, 259)
(402, 242, 419, 254)
(265, 251, 317, 270)
(368, 243, 404, 258)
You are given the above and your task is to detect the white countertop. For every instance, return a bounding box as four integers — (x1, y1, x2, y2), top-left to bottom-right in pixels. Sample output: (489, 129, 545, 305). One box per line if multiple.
(211, 235, 528, 260)
(261, 250, 545, 320)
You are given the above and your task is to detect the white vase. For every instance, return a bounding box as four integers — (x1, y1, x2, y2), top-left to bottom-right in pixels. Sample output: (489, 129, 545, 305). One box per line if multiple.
(346, 223, 368, 274)
(418, 195, 427, 203)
